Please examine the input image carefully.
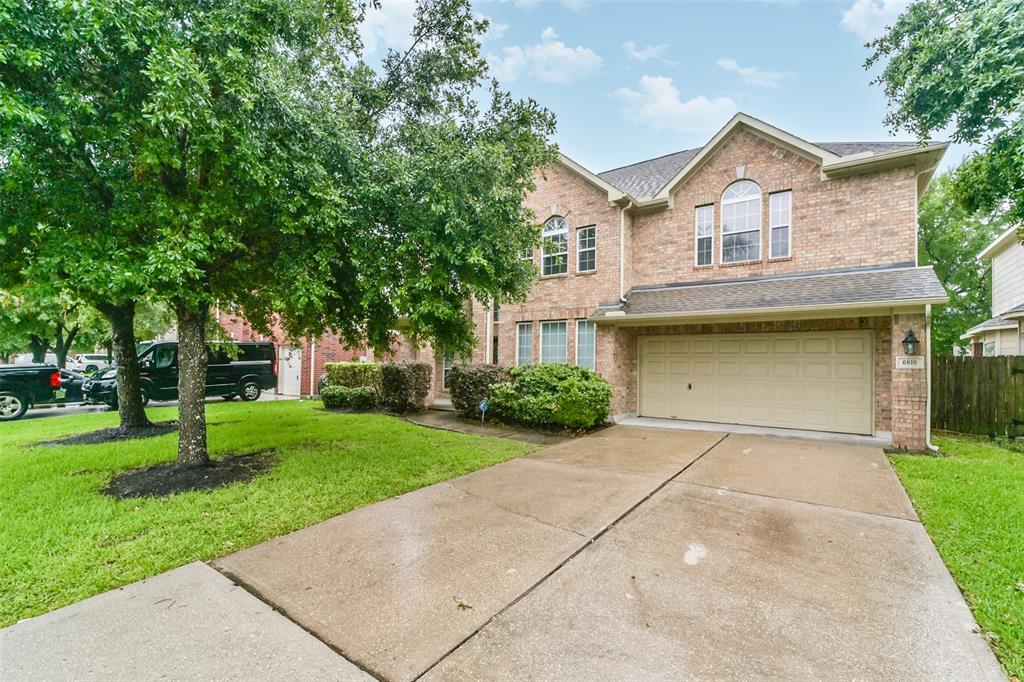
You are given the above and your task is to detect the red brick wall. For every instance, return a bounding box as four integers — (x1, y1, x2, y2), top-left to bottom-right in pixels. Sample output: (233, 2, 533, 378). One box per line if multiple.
(891, 312, 928, 450)
(631, 129, 919, 287)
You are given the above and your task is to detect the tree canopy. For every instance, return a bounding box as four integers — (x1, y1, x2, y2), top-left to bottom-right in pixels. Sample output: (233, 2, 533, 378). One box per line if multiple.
(0, 283, 108, 366)
(917, 174, 1005, 355)
(867, 0, 1024, 222)
(1, 0, 556, 464)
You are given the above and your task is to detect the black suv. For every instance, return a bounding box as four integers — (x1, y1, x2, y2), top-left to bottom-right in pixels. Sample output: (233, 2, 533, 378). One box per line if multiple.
(83, 341, 277, 407)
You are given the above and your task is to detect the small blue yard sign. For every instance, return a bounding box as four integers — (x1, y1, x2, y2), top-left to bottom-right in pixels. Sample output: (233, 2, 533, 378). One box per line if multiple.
(479, 398, 489, 423)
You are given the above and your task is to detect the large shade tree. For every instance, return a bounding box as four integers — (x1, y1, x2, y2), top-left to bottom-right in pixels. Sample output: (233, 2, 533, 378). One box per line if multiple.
(866, 0, 1024, 222)
(0, 283, 108, 367)
(2, 0, 555, 466)
(917, 174, 1005, 355)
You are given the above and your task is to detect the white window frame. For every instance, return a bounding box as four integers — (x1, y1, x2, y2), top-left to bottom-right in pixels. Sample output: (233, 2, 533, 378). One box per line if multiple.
(694, 204, 714, 267)
(983, 341, 996, 357)
(769, 191, 792, 260)
(516, 322, 533, 366)
(575, 319, 596, 371)
(442, 353, 453, 390)
(576, 225, 596, 273)
(540, 320, 568, 364)
(541, 216, 568, 276)
(720, 180, 762, 265)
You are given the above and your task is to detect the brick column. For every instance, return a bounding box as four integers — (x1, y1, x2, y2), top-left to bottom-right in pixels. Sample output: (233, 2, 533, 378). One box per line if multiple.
(891, 312, 928, 450)
(595, 325, 637, 420)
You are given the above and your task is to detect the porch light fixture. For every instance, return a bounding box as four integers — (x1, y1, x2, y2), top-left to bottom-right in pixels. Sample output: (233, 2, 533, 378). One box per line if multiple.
(902, 330, 920, 355)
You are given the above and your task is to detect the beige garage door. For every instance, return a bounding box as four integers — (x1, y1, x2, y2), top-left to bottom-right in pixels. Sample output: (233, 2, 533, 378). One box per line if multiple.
(639, 331, 873, 435)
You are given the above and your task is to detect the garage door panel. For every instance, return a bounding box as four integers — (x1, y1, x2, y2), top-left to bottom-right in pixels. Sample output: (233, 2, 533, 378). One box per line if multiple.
(639, 330, 873, 435)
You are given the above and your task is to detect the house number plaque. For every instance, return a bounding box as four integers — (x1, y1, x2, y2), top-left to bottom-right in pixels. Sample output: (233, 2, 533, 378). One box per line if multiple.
(895, 356, 925, 369)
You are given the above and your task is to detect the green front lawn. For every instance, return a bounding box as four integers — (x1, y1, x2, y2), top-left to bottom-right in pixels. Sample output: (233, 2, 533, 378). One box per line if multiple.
(0, 400, 534, 627)
(891, 434, 1024, 679)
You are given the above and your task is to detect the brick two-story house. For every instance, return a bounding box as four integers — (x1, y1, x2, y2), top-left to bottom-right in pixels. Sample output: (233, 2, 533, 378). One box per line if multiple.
(961, 225, 1024, 355)
(413, 114, 948, 450)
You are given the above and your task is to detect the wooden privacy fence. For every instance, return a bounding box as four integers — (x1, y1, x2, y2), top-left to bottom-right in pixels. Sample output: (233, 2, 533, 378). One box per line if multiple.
(932, 356, 1024, 436)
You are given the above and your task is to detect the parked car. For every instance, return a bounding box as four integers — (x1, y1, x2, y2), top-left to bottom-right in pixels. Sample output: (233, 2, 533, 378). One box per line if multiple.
(0, 364, 63, 421)
(13, 352, 58, 366)
(84, 341, 277, 407)
(69, 353, 112, 374)
(57, 369, 87, 404)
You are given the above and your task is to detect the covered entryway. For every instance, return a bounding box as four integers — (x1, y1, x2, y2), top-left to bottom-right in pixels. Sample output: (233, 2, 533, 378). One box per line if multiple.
(639, 330, 873, 435)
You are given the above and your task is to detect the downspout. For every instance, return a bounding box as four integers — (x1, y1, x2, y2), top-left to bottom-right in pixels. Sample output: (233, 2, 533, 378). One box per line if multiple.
(619, 201, 633, 303)
(485, 300, 493, 364)
(309, 339, 316, 396)
(925, 304, 937, 452)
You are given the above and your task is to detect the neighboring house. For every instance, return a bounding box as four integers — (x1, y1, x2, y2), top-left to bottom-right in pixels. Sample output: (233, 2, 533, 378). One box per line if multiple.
(406, 113, 949, 450)
(216, 309, 370, 397)
(960, 225, 1024, 356)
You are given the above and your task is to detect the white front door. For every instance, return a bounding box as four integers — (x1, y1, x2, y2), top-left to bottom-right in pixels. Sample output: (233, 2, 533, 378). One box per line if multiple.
(278, 347, 302, 395)
(639, 330, 874, 435)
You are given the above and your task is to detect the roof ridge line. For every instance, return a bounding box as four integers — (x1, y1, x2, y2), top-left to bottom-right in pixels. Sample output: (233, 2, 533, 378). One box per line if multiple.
(598, 147, 701, 176)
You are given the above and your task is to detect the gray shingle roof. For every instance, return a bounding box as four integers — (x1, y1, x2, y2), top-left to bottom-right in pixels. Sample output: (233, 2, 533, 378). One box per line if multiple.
(592, 266, 948, 320)
(1001, 302, 1024, 316)
(966, 317, 1018, 333)
(596, 141, 931, 200)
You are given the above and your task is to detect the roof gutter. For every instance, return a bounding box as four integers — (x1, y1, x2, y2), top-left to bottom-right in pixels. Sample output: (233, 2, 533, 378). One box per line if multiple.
(591, 296, 950, 324)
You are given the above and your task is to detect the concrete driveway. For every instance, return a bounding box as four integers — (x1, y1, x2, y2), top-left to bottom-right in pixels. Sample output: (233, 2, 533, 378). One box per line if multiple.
(2, 426, 1003, 681)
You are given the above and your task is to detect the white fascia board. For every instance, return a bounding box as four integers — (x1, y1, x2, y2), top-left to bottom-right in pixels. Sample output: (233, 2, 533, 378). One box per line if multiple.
(557, 153, 631, 204)
(978, 224, 1020, 261)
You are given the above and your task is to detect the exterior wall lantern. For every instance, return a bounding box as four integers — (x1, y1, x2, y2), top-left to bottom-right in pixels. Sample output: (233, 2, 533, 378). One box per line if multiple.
(902, 330, 921, 356)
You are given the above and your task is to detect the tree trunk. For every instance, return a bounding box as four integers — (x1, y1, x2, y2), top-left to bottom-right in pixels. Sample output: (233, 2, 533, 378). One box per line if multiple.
(175, 301, 210, 467)
(100, 302, 150, 429)
(29, 336, 48, 363)
(53, 323, 78, 369)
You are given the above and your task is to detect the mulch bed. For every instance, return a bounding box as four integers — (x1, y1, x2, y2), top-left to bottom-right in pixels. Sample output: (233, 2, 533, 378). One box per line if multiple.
(103, 451, 276, 499)
(40, 421, 179, 447)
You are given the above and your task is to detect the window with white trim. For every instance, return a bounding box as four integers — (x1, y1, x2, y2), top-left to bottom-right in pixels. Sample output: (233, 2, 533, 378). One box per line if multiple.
(575, 320, 596, 371)
(721, 180, 761, 264)
(577, 226, 596, 272)
(516, 322, 533, 366)
(540, 321, 567, 363)
(695, 205, 713, 266)
(983, 341, 996, 357)
(769, 191, 791, 259)
(442, 353, 453, 390)
(541, 216, 568, 276)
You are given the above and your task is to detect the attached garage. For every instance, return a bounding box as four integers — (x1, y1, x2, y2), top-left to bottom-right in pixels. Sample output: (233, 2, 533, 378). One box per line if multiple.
(639, 331, 874, 435)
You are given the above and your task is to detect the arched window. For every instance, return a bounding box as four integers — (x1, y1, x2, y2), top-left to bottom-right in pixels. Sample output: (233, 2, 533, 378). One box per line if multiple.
(721, 180, 762, 263)
(541, 216, 568, 276)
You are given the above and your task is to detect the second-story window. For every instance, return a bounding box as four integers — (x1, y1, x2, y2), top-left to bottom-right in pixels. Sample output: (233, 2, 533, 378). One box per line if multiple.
(721, 180, 762, 264)
(577, 226, 596, 272)
(542, 216, 568, 276)
(769, 191, 791, 259)
(695, 205, 713, 266)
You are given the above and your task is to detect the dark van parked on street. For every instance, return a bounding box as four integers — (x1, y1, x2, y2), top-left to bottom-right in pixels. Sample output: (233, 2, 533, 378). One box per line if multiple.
(83, 341, 277, 407)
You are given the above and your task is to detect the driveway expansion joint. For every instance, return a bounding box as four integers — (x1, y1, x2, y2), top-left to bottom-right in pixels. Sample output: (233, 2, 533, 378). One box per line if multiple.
(412, 432, 730, 681)
(443, 482, 588, 538)
(210, 563, 387, 682)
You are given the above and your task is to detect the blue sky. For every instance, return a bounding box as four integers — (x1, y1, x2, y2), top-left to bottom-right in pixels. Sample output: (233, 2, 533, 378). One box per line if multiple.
(360, 0, 969, 174)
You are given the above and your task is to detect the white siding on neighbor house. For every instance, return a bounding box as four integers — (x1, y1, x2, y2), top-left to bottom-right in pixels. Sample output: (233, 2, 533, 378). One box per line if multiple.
(977, 326, 1022, 356)
(992, 241, 1024, 316)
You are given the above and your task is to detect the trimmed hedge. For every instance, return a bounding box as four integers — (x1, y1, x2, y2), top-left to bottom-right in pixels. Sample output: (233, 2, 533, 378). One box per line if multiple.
(448, 364, 509, 419)
(380, 362, 432, 413)
(490, 364, 612, 430)
(320, 385, 377, 411)
(324, 362, 381, 398)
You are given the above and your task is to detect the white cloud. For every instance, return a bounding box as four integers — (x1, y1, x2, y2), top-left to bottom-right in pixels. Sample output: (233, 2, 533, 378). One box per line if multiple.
(623, 40, 673, 64)
(488, 27, 602, 83)
(477, 14, 509, 42)
(614, 76, 737, 133)
(716, 58, 787, 88)
(514, 0, 589, 10)
(359, 1, 417, 56)
(841, 0, 911, 42)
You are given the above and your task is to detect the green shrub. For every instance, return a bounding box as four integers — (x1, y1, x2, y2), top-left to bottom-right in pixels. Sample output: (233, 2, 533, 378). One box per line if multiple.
(490, 364, 612, 431)
(324, 362, 381, 398)
(449, 364, 509, 419)
(380, 362, 432, 413)
(320, 385, 377, 411)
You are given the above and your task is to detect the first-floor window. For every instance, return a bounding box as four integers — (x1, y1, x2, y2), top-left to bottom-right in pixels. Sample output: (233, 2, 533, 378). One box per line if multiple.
(442, 354, 453, 389)
(491, 336, 499, 365)
(984, 341, 996, 357)
(517, 322, 533, 366)
(575, 320, 596, 371)
(540, 321, 568, 363)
